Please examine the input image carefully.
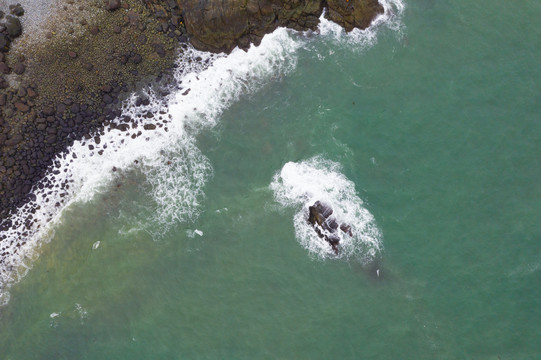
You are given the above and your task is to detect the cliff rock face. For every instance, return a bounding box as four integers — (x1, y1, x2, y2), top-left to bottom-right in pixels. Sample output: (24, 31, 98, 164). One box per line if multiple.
(325, 0, 383, 31)
(178, 0, 383, 53)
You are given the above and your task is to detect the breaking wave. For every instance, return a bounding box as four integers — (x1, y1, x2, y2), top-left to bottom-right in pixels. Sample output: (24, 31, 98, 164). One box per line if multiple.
(269, 157, 382, 262)
(318, 0, 405, 48)
(0, 0, 404, 305)
(0, 28, 300, 306)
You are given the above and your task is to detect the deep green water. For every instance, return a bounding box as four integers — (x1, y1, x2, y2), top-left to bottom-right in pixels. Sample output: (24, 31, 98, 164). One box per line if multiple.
(1, 1, 541, 358)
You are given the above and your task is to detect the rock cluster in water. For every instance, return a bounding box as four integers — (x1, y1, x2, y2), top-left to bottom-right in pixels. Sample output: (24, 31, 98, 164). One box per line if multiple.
(308, 201, 353, 255)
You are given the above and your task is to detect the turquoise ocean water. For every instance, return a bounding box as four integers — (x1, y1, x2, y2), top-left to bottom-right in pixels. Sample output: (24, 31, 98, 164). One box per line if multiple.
(1, 0, 540, 358)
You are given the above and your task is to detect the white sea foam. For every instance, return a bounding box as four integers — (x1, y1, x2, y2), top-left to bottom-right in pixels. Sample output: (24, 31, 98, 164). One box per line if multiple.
(0, 28, 300, 305)
(0, 0, 404, 305)
(49, 312, 60, 318)
(270, 157, 382, 262)
(318, 0, 405, 48)
(75, 303, 88, 324)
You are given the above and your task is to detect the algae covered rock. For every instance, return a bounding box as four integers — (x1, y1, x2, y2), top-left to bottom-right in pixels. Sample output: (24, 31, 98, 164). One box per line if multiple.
(325, 0, 383, 31)
(2, 15, 22, 38)
(178, 0, 383, 53)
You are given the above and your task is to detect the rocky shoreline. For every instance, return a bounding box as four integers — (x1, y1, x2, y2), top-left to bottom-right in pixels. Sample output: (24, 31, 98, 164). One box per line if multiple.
(0, 0, 384, 225)
(0, 0, 187, 223)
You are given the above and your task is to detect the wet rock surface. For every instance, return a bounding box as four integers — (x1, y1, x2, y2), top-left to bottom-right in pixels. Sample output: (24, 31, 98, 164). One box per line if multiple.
(308, 201, 353, 255)
(179, 0, 383, 53)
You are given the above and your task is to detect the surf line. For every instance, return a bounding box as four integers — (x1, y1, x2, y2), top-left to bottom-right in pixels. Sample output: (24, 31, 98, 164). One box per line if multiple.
(0, 27, 302, 306)
(0, 0, 405, 304)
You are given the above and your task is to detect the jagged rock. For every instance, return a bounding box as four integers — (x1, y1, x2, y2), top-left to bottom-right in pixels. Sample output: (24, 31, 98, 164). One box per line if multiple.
(308, 200, 354, 254)
(178, 0, 383, 53)
(325, 0, 383, 31)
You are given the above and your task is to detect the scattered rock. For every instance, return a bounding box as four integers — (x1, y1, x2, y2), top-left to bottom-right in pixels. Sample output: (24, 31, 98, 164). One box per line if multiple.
(14, 102, 29, 112)
(27, 88, 37, 98)
(0, 75, 10, 88)
(3, 15, 22, 38)
(42, 106, 55, 116)
(89, 25, 99, 35)
(131, 53, 142, 64)
(9, 4, 25, 17)
(13, 62, 25, 75)
(68, 51, 77, 59)
(116, 123, 129, 131)
(102, 94, 113, 104)
(137, 34, 147, 45)
(5, 134, 23, 146)
(0, 62, 10, 74)
(0, 34, 8, 50)
(101, 84, 112, 93)
(154, 43, 165, 57)
(106, 0, 121, 11)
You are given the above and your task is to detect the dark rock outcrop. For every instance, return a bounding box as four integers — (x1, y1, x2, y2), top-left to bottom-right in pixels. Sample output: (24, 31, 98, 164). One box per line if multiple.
(106, 0, 122, 11)
(308, 200, 353, 254)
(326, 0, 383, 31)
(3, 15, 22, 38)
(178, 0, 383, 53)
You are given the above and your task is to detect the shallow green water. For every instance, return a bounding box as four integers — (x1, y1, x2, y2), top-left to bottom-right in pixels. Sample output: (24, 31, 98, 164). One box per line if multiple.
(1, 1, 541, 358)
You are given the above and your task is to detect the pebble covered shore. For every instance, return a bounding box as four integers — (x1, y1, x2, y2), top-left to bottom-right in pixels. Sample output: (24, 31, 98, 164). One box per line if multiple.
(0, 0, 384, 238)
(0, 0, 189, 223)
